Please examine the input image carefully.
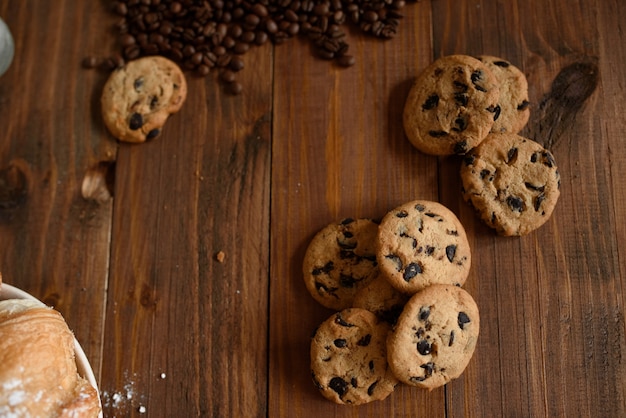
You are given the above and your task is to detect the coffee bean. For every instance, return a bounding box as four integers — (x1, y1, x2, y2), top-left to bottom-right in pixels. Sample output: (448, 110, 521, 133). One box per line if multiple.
(102, 0, 418, 94)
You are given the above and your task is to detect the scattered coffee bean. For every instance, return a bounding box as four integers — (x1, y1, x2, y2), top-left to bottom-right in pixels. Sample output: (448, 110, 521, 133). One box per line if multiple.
(96, 0, 419, 94)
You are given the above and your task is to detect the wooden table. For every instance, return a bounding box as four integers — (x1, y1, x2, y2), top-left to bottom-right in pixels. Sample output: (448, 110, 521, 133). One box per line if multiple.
(1, 1, 624, 416)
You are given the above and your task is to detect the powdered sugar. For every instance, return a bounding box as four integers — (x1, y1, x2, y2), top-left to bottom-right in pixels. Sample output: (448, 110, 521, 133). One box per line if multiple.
(100, 371, 146, 416)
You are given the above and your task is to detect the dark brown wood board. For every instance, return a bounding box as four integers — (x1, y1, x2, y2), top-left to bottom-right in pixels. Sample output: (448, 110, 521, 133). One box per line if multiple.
(0, 0, 624, 416)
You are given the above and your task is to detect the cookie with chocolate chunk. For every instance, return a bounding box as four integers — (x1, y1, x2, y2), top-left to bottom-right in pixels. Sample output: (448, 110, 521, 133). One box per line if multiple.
(303, 218, 379, 310)
(101, 56, 187, 143)
(477, 55, 530, 134)
(387, 284, 480, 390)
(403, 54, 501, 155)
(353, 271, 410, 325)
(460, 132, 561, 236)
(376, 200, 471, 295)
(311, 308, 398, 404)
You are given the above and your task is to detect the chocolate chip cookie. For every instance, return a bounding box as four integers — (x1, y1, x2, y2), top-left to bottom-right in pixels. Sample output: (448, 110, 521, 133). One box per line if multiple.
(101, 56, 187, 143)
(403, 54, 501, 155)
(477, 55, 530, 134)
(310, 308, 398, 404)
(387, 284, 480, 390)
(303, 218, 379, 310)
(376, 200, 471, 295)
(460, 132, 561, 236)
(352, 271, 410, 325)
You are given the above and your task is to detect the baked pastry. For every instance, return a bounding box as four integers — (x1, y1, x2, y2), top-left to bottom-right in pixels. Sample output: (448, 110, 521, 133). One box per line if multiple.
(101, 55, 187, 143)
(376, 200, 471, 295)
(310, 308, 398, 404)
(0, 299, 101, 417)
(477, 55, 530, 134)
(403, 54, 501, 155)
(386, 284, 480, 390)
(303, 218, 379, 310)
(460, 132, 561, 236)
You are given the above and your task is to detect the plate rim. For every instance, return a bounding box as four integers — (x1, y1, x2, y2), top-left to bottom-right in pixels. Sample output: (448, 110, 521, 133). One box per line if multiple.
(0, 283, 103, 417)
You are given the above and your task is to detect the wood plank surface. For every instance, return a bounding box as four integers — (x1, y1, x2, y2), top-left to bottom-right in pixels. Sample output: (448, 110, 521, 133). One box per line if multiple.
(0, 0, 624, 417)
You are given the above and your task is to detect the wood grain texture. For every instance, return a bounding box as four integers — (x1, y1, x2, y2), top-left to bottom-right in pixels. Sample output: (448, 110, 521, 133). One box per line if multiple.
(0, 0, 115, 379)
(0, 0, 624, 417)
(100, 39, 273, 417)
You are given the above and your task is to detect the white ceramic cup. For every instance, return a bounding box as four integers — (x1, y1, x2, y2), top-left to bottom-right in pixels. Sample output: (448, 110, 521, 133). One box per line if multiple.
(0, 17, 14, 77)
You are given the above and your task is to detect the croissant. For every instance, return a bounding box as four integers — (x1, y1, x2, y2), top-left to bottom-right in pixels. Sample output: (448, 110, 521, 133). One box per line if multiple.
(0, 298, 101, 417)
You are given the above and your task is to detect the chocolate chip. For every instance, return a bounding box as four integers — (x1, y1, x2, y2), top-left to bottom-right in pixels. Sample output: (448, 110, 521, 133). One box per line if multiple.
(458, 312, 470, 329)
(385, 254, 403, 272)
(149, 96, 159, 109)
(351, 377, 358, 388)
(453, 140, 468, 154)
(420, 362, 434, 377)
(146, 129, 160, 140)
(340, 218, 355, 225)
(418, 306, 430, 322)
(129, 113, 143, 130)
(517, 100, 530, 110)
(493, 60, 510, 67)
(417, 340, 432, 355)
(133, 77, 144, 91)
(314, 281, 336, 295)
(454, 92, 469, 107)
(525, 182, 545, 192)
(333, 338, 348, 348)
(506, 195, 525, 212)
(369, 360, 374, 371)
(507, 147, 518, 164)
(471, 70, 487, 92)
(543, 152, 556, 168)
(329, 377, 348, 397)
(367, 381, 378, 396)
(396, 210, 409, 218)
(480, 169, 491, 179)
(530, 152, 539, 163)
(428, 130, 448, 138)
(312, 261, 334, 275)
(337, 239, 357, 250)
(357, 334, 371, 346)
(492, 104, 501, 121)
(463, 154, 476, 166)
(415, 204, 425, 212)
(339, 274, 357, 288)
(446, 245, 457, 262)
(534, 193, 546, 212)
(403, 262, 422, 281)
(453, 81, 468, 92)
(449, 330, 455, 346)
(335, 313, 355, 327)
(452, 116, 468, 132)
(422, 94, 439, 110)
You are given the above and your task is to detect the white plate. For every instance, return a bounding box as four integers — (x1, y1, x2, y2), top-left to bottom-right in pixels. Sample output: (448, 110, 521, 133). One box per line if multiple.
(0, 283, 103, 417)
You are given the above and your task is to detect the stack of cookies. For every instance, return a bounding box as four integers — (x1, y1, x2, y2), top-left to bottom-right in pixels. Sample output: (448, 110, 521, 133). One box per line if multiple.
(403, 54, 561, 236)
(305, 200, 480, 405)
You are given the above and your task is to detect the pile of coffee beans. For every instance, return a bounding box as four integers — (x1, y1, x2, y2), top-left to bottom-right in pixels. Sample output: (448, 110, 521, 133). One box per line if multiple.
(89, 0, 418, 94)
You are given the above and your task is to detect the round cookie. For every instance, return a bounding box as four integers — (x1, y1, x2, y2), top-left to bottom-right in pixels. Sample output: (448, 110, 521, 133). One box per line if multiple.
(101, 56, 187, 143)
(477, 55, 530, 134)
(460, 132, 561, 236)
(310, 308, 398, 404)
(387, 284, 480, 390)
(403, 54, 501, 155)
(353, 271, 410, 325)
(376, 200, 471, 295)
(303, 218, 379, 310)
